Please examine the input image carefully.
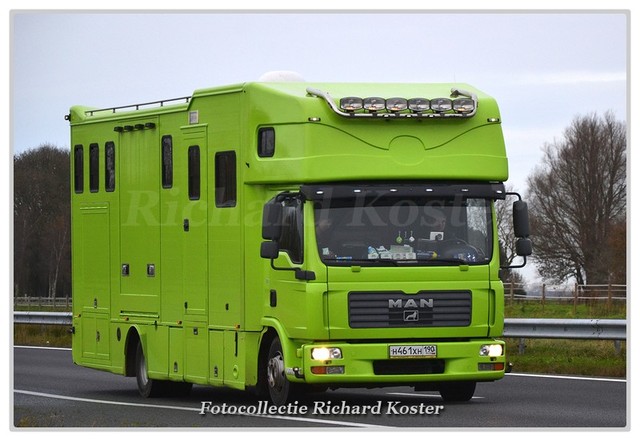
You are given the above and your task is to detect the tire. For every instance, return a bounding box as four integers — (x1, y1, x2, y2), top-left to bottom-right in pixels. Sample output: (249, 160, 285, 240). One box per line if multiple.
(265, 336, 301, 405)
(134, 341, 169, 398)
(438, 381, 476, 402)
(135, 341, 192, 398)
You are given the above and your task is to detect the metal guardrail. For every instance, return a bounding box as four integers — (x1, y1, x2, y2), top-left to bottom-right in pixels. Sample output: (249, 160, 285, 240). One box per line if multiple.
(503, 318, 626, 355)
(14, 312, 626, 340)
(14, 311, 72, 325)
(503, 318, 627, 340)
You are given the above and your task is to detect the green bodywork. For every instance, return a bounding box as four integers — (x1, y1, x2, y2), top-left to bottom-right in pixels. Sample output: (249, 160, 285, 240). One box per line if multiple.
(69, 81, 508, 394)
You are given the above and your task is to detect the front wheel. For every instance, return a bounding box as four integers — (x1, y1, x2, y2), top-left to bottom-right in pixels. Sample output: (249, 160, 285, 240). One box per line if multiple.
(265, 336, 302, 405)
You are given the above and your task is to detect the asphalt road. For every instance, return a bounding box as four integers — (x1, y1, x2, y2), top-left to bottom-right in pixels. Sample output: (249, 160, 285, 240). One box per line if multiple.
(12, 346, 627, 429)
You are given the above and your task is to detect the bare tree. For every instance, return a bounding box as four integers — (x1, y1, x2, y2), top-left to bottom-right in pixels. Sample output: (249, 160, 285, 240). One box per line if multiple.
(526, 112, 626, 284)
(14, 145, 71, 298)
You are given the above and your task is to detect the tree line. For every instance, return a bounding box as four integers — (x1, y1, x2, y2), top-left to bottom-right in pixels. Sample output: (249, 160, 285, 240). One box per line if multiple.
(12, 112, 627, 298)
(527, 112, 626, 285)
(14, 145, 71, 298)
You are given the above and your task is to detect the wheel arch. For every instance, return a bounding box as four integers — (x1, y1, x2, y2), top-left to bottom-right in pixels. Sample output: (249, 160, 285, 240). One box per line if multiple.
(255, 326, 278, 396)
(124, 326, 143, 378)
(257, 319, 299, 373)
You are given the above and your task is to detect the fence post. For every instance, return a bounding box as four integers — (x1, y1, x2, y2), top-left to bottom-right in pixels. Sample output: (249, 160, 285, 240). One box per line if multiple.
(509, 276, 515, 305)
(541, 283, 546, 313)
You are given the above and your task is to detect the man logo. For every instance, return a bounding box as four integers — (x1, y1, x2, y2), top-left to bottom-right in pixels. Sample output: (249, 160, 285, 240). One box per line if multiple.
(388, 298, 434, 309)
(403, 310, 419, 321)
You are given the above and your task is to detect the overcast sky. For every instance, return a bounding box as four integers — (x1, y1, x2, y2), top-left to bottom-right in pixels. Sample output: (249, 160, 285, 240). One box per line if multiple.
(11, 11, 628, 192)
(8, 8, 633, 284)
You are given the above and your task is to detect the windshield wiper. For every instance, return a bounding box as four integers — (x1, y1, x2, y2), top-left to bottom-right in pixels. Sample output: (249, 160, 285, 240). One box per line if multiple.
(426, 257, 469, 265)
(322, 257, 470, 266)
(322, 258, 399, 266)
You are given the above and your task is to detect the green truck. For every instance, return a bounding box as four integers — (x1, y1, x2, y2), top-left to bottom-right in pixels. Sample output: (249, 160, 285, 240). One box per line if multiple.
(68, 77, 531, 405)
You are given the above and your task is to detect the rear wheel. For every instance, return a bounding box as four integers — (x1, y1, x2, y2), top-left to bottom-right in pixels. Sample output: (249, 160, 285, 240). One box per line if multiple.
(135, 341, 165, 398)
(135, 341, 192, 398)
(438, 381, 476, 402)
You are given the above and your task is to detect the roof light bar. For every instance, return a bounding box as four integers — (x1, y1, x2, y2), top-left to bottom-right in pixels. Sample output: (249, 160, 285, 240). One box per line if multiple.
(363, 97, 386, 113)
(407, 98, 430, 113)
(453, 98, 475, 114)
(339, 97, 363, 112)
(386, 98, 408, 112)
(307, 87, 478, 119)
(430, 98, 453, 113)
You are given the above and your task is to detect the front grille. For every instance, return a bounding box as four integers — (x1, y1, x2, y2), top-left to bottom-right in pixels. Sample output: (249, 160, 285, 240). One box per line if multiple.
(348, 291, 471, 328)
(373, 359, 445, 375)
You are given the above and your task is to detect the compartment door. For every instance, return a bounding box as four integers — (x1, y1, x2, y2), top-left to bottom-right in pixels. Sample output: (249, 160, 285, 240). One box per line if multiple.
(119, 118, 160, 317)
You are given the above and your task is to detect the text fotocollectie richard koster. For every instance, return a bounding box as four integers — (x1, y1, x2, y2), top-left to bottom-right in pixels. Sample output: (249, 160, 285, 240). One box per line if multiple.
(200, 400, 445, 416)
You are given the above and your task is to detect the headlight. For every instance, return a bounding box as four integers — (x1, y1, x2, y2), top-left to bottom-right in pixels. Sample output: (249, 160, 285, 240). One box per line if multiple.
(408, 98, 430, 112)
(479, 344, 503, 357)
(386, 97, 408, 112)
(430, 98, 453, 113)
(340, 97, 363, 112)
(311, 347, 343, 360)
(452, 98, 475, 113)
(363, 97, 386, 112)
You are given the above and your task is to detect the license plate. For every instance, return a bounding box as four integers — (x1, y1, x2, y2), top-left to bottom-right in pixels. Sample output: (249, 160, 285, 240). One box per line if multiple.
(389, 345, 437, 358)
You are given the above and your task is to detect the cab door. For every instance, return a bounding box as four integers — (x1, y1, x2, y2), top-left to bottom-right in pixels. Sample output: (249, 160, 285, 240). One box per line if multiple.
(262, 196, 328, 340)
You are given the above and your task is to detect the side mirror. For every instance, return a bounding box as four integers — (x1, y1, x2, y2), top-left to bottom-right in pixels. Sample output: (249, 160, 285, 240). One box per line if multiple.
(515, 237, 532, 257)
(260, 241, 280, 259)
(260, 240, 316, 281)
(262, 200, 283, 240)
(513, 200, 530, 238)
(502, 193, 533, 270)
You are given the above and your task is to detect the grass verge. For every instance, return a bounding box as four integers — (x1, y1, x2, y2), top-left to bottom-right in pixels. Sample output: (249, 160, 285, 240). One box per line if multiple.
(14, 324, 71, 348)
(505, 338, 626, 378)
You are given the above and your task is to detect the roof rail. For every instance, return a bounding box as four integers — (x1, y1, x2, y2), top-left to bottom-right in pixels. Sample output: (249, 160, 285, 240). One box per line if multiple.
(85, 96, 191, 116)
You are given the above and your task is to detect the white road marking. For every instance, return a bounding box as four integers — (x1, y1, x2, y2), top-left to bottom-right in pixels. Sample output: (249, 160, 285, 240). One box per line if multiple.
(13, 389, 390, 428)
(506, 372, 626, 383)
(387, 392, 485, 399)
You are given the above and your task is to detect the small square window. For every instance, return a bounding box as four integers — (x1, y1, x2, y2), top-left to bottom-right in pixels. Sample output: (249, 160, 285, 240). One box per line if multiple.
(258, 127, 275, 158)
(215, 151, 237, 207)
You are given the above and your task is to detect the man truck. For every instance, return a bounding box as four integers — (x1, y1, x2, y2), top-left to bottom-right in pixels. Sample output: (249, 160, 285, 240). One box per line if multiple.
(67, 76, 531, 405)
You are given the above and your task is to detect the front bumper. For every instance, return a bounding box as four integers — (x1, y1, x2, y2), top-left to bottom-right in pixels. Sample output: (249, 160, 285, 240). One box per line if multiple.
(293, 339, 506, 385)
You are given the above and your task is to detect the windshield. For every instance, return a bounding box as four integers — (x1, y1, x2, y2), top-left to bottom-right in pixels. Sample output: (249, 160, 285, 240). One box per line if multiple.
(314, 197, 493, 266)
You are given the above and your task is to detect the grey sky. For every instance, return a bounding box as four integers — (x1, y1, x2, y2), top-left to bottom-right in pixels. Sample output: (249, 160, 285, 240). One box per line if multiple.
(11, 11, 627, 197)
(10, 11, 630, 285)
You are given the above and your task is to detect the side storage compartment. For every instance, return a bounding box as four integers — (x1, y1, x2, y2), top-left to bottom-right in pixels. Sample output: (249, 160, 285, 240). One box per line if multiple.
(79, 312, 111, 362)
(169, 327, 184, 382)
(184, 322, 208, 384)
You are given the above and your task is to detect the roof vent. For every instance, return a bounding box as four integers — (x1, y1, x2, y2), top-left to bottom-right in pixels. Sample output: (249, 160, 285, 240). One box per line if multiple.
(258, 71, 305, 82)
